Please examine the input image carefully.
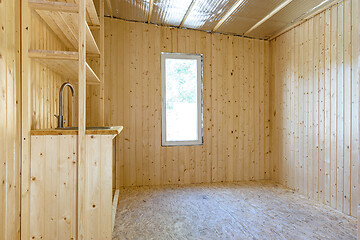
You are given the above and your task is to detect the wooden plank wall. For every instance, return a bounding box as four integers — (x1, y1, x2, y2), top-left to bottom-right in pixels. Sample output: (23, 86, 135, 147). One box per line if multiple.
(270, 0, 359, 217)
(30, 135, 77, 240)
(87, 55, 100, 127)
(0, 0, 21, 239)
(85, 135, 113, 239)
(358, 0, 360, 231)
(93, 18, 272, 187)
(30, 11, 73, 130)
(29, 134, 113, 240)
(20, 10, 75, 240)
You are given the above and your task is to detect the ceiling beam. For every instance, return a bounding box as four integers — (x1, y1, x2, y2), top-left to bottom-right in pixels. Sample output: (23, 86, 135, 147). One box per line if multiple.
(148, 0, 154, 23)
(179, 0, 197, 28)
(213, 0, 246, 32)
(268, 0, 340, 40)
(105, 0, 113, 18)
(244, 0, 293, 35)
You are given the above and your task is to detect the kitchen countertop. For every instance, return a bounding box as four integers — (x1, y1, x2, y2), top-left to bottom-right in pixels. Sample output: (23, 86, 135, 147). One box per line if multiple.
(30, 126, 123, 136)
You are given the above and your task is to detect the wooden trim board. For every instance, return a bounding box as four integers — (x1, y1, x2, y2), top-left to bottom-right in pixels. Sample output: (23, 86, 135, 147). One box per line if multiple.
(112, 189, 120, 233)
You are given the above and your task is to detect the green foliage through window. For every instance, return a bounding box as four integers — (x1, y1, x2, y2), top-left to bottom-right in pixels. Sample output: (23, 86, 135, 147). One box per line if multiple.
(165, 59, 197, 110)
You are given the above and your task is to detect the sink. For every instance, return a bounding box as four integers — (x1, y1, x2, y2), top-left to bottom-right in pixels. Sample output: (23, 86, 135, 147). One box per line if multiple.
(87, 126, 112, 130)
(58, 126, 112, 130)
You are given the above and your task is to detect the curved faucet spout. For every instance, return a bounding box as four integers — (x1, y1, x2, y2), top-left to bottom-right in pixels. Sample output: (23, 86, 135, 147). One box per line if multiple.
(60, 82, 75, 97)
(57, 82, 75, 128)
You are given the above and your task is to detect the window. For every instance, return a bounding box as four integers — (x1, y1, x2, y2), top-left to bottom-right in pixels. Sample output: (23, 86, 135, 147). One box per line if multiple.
(161, 53, 203, 146)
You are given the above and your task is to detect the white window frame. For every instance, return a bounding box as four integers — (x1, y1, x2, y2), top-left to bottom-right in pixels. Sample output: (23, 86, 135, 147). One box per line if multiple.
(161, 52, 203, 146)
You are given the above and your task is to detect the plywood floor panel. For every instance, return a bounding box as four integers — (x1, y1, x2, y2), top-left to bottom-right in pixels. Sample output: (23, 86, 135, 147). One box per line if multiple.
(113, 181, 356, 239)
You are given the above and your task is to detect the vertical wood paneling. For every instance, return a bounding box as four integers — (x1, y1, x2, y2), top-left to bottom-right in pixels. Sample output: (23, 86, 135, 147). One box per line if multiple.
(30, 136, 46, 240)
(30, 134, 114, 240)
(324, 9, 331, 206)
(86, 135, 101, 239)
(23, 12, 73, 240)
(44, 136, 59, 239)
(264, 40, 271, 180)
(30, 12, 72, 130)
(244, 38, 251, 181)
(351, 0, 359, 221)
(30, 136, 77, 240)
(271, 0, 359, 217)
(211, 33, 219, 183)
(270, 40, 276, 181)
(358, 0, 360, 232)
(233, 36, 240, 182)
(308, 20, 314, 200)
(0, 0, 20, 238)
(336, 1, 345, 212)
(58, 135, 77, 239)
(103, 18, 271, 187)
(100, 136, 113, 239)
(343, 0, 352, 215)
(330, 5, 338, 209)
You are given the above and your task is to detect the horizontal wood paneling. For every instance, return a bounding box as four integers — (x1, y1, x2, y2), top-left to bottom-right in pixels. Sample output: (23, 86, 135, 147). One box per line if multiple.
(271, 0, 359, 217)
(100, 18, 272, 187)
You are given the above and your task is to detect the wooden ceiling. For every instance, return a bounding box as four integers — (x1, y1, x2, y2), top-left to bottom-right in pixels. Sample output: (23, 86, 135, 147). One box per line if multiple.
(104, 0, 339, 39)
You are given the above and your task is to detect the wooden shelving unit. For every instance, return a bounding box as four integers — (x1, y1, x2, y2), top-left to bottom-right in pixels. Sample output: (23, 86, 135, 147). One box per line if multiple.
(28, 0, 100, 25)
(22, 0, 106, 239)
(29, 0, 100, 55)
(28, 0, 101, 86)
(29, 49, 100, 84)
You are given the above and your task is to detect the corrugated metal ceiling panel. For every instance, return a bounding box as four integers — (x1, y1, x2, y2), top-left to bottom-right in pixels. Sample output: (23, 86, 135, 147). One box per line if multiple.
(150, 0, 193, 26)
(107, 0, 334, 39)
(217, 0, 285, 36)
(107, 0, 149, 22)
(271, 0, 325, 23)
(247, 0, 325, 39)
(182, 0, 239, 31)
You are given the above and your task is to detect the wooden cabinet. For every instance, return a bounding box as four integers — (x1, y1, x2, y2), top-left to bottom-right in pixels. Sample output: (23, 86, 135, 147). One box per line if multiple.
(29, 127, 122, 239)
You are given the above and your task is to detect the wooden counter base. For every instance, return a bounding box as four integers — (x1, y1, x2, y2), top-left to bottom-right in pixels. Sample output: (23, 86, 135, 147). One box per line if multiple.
(29, 129, 122, 239)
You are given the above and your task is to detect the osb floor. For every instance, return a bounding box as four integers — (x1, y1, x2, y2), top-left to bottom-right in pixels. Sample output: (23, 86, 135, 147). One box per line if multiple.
(113, 181, 356, 240)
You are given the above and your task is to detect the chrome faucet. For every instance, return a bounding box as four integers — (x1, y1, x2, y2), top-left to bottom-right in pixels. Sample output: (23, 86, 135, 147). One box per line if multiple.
(55, 82, 75, 129)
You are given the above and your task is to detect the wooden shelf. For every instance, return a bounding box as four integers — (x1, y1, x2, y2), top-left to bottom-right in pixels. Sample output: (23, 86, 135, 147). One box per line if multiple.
(29, 49, 100, 84)
(29, 0, 100, 26)
(29, 0, 100, 55)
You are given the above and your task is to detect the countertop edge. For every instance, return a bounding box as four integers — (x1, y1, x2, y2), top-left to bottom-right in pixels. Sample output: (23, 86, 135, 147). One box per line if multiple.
(30, 126, 124, 136)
